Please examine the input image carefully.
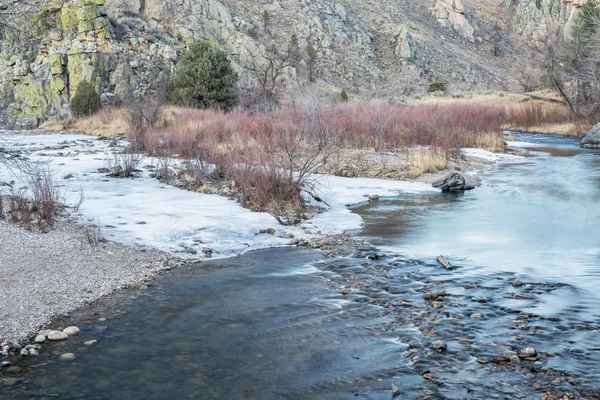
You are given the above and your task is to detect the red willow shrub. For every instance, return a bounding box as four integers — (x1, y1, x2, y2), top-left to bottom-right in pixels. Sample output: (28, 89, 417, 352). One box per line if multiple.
(131, 101, 573, 215)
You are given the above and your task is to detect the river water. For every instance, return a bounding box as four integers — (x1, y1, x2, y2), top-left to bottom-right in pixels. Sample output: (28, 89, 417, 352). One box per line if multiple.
(4, 133, 600, 399)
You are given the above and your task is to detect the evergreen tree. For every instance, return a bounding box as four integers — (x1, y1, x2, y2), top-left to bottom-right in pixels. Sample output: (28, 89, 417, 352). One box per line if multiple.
(170, 39, 238, 109)
(70, 80, 101, 117)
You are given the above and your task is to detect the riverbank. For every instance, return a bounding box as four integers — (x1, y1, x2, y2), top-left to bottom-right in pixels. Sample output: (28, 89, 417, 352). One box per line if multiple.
(0, 217, 182, 342)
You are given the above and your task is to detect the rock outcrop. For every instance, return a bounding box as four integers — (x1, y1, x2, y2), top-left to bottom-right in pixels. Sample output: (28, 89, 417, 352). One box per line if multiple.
(503, 0, 586, 39)
(432, 171, 481, 192)
(0, 0, 587, 126)
(432, 0, 474, 42)
(581, 123, 600, 149)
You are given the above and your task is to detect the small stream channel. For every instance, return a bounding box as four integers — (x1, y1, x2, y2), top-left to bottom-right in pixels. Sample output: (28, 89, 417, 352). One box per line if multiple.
(3, 133, 600, 399)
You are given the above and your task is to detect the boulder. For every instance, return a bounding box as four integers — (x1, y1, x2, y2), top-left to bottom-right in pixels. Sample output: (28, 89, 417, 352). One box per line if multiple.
(432, 171, 480, 192)
(581, 123, 600, 148)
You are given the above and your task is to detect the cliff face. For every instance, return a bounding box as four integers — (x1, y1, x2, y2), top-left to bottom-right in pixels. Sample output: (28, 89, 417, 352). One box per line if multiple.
(504, 0, 586, 38)
(0, 0, 590, 126)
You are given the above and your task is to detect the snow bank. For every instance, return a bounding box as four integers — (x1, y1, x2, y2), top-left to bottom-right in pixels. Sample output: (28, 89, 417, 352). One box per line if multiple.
(0, 133, 436, 258)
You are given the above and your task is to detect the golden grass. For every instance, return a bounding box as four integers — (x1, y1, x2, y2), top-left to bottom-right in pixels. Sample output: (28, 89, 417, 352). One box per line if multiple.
(474, 132, 506, 152)
(406, 149, 448, 178)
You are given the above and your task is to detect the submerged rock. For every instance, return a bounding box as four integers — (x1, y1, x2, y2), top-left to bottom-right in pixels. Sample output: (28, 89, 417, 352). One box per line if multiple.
(432, 171, 481, 192)
(581, 123, 600, 148)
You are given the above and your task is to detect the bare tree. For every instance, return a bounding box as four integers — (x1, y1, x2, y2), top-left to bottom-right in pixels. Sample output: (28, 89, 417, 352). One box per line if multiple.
(538, 23, 578, 115)
(0, 0, 47, 43)
(243, 42, 293, 105)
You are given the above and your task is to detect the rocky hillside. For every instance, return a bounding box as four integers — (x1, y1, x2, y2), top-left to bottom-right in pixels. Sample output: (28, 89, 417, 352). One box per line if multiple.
(0, 0, 589, 126)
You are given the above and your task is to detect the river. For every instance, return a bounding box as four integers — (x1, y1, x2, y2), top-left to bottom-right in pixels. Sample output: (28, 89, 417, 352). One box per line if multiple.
(4, 133, 600, 399)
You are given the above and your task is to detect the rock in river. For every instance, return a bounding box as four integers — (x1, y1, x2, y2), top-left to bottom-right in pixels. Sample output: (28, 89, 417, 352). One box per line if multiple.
(34, 335, 46, 343)
(518, 346, 537, 359)
(432, 171, 481, 192)
(59, 353, 76, 361)
(63, 326, 80, 336)
(48, 331, 69, 341)
(429, 340, 447, 352)
(581, 123, 600, 148)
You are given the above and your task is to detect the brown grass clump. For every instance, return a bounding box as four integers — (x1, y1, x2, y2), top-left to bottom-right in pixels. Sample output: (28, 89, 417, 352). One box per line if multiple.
(406, 149, 448, 179)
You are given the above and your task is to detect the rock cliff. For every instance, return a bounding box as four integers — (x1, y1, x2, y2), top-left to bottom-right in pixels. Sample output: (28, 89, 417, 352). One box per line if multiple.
(0, 0, 591, 126)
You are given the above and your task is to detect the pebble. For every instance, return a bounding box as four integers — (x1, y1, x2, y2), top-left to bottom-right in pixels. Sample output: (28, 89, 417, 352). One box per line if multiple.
(63, 326, 80, 336)
(38, 329, 52, 337)
(34, 335, 46, 343)
(59, 353, 76, 361)
(470, 313, 483, 319)
(28, 349, 39, 356)
(429, 340, 447, 352)
(512, 279, 523, 287)
(1, 361, 11, 368)
(6, 366, 22, 373)
(2, 378, 20, 387)
(477, 357, 488, 364)
(471, 296, 490, 303)
(48, 331, 69, 341)
(19, 348, 29, 357)
(431, 301, 443, 309)
(518, 346, 537, 358)
(83, 340, 97, 346)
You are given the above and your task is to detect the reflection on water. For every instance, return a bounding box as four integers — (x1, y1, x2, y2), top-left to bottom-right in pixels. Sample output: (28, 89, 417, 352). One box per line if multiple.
(4, 133, 600, 399)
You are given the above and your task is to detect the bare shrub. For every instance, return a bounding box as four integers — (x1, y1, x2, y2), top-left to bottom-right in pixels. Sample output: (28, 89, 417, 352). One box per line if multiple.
(127, 98, 162, 151)
(106, 153, 144, 178)
(82, 219, 106, 246)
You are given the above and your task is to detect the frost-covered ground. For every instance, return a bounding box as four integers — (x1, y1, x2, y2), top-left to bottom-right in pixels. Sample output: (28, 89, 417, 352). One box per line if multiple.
(0, 132, 517, 258)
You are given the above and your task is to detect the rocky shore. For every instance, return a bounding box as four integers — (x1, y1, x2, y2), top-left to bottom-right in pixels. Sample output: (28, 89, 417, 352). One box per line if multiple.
(0, 217, 183, 343)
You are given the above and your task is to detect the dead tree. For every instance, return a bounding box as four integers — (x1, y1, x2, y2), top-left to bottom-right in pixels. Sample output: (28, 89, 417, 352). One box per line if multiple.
(243, 42, 292, 105)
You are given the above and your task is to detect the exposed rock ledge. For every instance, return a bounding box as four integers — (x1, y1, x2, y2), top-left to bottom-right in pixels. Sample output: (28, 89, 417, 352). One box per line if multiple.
(432, 171, 481, 192)
(581, 123, 600, 149)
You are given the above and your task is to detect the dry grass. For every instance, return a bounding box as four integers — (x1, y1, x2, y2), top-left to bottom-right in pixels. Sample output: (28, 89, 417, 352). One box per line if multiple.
(406, 149, 448, 179)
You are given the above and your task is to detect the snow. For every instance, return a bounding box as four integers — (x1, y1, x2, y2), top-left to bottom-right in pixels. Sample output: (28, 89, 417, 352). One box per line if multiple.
(0, 132, 436, 258)
(461, 147, 522, 162)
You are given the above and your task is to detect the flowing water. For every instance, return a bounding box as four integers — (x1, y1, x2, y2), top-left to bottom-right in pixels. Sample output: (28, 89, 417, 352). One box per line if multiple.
(3, 133, 600, 399)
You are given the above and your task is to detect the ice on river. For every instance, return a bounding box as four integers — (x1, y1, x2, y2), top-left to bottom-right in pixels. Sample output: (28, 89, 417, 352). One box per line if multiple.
(0, 132, 442, 258)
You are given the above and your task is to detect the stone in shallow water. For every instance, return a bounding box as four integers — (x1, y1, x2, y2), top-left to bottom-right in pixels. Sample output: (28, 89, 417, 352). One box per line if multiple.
(83, 340, 98, 346)
(432, 171, 480, 192)
(429, 340, 447, 352)
(512, 279, 523, 287)
(59, 353, 76, 361)
(63, 326, 80, 336)
(34, 335, 46, 343)
(48, 331, 69, 341)
(518, 346, 537, 358)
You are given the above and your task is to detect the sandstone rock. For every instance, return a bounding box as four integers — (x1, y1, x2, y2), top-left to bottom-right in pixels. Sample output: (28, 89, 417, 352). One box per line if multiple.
(432, 171, 480, 192)
(48, 331, 69, 341)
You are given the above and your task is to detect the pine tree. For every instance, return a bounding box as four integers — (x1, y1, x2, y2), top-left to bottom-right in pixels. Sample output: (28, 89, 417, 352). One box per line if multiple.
(170, 39, 238, 109)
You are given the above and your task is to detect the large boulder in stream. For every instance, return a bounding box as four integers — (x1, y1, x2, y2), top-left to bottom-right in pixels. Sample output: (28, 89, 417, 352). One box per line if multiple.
(432, 171, 481, 192)
(581, 123, 600, 149)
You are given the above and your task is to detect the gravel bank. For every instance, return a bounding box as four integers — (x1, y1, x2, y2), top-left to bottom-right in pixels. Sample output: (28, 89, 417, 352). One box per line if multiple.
(0, 218, 182, 342)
